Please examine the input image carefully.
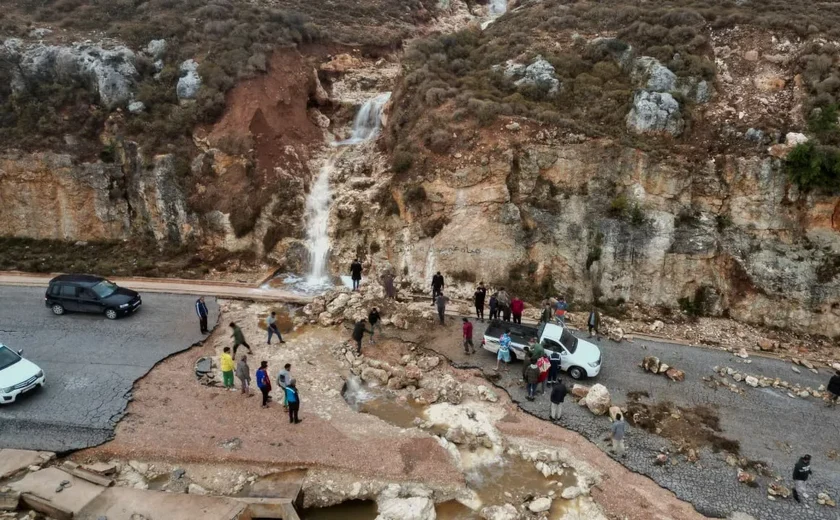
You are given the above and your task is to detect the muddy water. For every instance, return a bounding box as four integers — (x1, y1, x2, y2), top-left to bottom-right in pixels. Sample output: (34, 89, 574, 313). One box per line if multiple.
(255, 306, 296, 333)
(303, 500, 378, 519)
(341, 379, 579, 519)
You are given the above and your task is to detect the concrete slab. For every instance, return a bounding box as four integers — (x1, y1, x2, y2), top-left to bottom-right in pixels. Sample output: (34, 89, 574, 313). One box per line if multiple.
(77, 487, 247, 520)
(235, 497, 300, 520)
(8, 467, 105, 514)
(0, 450, 54, 479)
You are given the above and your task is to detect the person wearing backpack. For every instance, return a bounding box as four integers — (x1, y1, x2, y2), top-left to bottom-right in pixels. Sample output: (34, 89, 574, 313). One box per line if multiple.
(285, 379, 302, 424)
(524, 361, 540, 400)
(549, 378, 567, 421)
(256, 361, 272, 408)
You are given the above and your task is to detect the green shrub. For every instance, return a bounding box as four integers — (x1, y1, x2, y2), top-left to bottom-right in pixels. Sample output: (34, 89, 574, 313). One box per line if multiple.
(403, 185, 427, 205)
(450, 269, 477, 283)
(609, 195, 648, 225)
(393, 151, 414, 173)
(785, 141, 840, 193)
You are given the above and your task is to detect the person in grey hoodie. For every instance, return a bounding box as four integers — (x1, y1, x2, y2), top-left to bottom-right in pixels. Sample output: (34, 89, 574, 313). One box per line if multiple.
(235, 355, 252, 396)
(435, 292, 449, 325)
(611, 413, 627, 457)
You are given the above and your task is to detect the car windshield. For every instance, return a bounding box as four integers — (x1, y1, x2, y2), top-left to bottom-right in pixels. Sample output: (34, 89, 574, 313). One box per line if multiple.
(0, 346, 21, 371)
(560, 329, 578, 354)
(91, 280, 118, 298)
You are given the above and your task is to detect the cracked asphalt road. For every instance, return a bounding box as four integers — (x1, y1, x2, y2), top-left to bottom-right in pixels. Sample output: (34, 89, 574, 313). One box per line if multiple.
(428, 319, 840, 520)
(0, 286, 218, 452)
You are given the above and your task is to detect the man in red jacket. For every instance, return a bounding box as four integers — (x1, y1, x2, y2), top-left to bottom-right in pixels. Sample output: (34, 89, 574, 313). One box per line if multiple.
(462, 317, 476, 354)
(511, 297, 525, 324)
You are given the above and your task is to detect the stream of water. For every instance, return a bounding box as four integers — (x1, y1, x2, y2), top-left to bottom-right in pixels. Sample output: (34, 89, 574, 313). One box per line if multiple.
(489, 0, 507, 17)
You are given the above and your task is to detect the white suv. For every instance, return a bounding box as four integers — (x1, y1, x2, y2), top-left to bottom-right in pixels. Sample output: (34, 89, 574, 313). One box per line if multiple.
(0, 344, 46, 404)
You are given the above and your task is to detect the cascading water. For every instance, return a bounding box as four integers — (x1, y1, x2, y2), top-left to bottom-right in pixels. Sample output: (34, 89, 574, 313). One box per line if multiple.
(300, 92, 391, 289)
(489, 0, 507, 17)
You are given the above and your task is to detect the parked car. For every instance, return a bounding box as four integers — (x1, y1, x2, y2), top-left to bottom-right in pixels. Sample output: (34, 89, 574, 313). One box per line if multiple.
(482, 321, 601, 379)
(0, 344, 46, 404)
(45, 274, 141, 320)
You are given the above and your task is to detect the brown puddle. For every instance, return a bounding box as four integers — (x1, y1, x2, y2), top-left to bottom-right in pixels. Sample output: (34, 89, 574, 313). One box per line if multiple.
(302, 500, 377, 519)
(256, 306, 296, 333)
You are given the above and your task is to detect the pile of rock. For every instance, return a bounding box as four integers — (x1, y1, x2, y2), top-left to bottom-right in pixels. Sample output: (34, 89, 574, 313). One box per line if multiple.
(640, 356, 686, 382)
(570, 384, 612, 415)
(303, 285, 430, 329)
(374, 483, 436, 520)
(713, 366, 826, 400)
(817, 492, 836, 507)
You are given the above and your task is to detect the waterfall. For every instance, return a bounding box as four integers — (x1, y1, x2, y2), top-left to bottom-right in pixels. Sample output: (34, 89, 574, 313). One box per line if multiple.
(336, 92, 392, 145)
(489, 0, 507, 17)
(302, 92, 391, 287)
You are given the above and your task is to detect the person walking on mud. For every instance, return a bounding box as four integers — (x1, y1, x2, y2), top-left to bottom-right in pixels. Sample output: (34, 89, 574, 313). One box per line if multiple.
(266, 311, 286, 345)
(350, 259, 363, 291)
(436, 292, 449, 325)
(235, 355, 252, 395)
(474, 282, 487, 322)
(230, 322, 252, 357)
(431, 271, 445, 305)
(220, 347, 235, 390)
(610, 412, 627, 457)
(462, 317, 476, 354)
(195, 296, 209, 334)
(256, 360, 272, 408)
(489, 292, 499, 321)
(285, 379, 301, 424)
(351, 318, 372, 355)
(368, 307, 382, 344)
(549, 378, 567, 421)
(792, 454, 813, 503)
(495, 329, 512, 372)
(511, 295, 524, 324)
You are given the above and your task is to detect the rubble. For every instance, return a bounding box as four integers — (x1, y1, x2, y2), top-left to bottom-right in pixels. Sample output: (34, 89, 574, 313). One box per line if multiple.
(817, 492, 836, 507)
(640, 356, 685, 382)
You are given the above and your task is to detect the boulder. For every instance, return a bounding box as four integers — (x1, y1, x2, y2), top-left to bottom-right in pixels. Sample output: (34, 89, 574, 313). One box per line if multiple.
(631, 56, 677, 92)
(583, 384, 610, 415)
(327, 293, 351, 314)
(736, 348, 749, 359)
(417, 356, 441, 371)
(757, 338, 776, 352)
(478, 385, 498, 402)
(480, 503, 519, 520)
(641, 356, 660, 373)
(655, 453, 668, 465)
(176, 59, 202, 100)
(658, 363, 670, 374)
(608, 406, 622, 421)
(571, 384, 590, 399)
(510, 56, 560, 96)
(745, 376, 759, 388)
(361, 367, 390, 386)
(768, 482, 791, 498)
(318, 312, 334, 327)
(737, 469, 756, 486)
(188, 483, 208, 495)
(561, 486, 582, 500)
(146, 39, 167, 60)
(527, 497, 552, 513)
(321, 53, 362, 74)
(650, 320, 665, 332)
(376, 496, 436, 520)
(626, 90, 684, 136)
(665, 368, 685, 382)
(128, 101, 145, 114)
(404, 365, 423, 383)
(609, 327, 625, 342)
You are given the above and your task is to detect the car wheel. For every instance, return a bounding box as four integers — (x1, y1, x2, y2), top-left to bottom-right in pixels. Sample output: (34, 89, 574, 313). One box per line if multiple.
(105, 308, 118, 320)
(51, 304, 65, 316)
(568, 366, 585, 380)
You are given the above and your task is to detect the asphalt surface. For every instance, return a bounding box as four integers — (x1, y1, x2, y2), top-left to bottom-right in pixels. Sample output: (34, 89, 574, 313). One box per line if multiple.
(427, 318, 840, 520)
(0, 286, 218, 452)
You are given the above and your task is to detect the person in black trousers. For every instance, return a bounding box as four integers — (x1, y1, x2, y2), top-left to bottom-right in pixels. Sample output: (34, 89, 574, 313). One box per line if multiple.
(350, 259, 363, 291)
(285, 379, 301, 424)
(195, 297, 209, 334)
(431, 271, 444, 305)
(474, 282, 487, 322)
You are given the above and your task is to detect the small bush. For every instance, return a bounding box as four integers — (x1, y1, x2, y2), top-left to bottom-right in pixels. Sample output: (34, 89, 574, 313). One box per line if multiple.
(421, 216, 449, 237)
(785, 141, 840, 193)
(609, 195, 648, 225)
(403, 185, 427, 205)
(450, 269, 477, 283)
(393, 151, 414, 173)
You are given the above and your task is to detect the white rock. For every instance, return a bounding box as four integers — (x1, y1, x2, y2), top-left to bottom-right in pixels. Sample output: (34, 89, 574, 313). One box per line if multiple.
(480, 503, 519, 520)
(561, 486, 582, 500)
(376, 496, 436, 520)
(128, 460, 149, 475)
(128, 101, 145, 114)
(477, 385, 498, 402)
(745, 376, 759, 388)
(528, 497, 552, 513)
(188, 483, 208, 495)
(583, 384, 611, 415)
(177, 59, 202, 100)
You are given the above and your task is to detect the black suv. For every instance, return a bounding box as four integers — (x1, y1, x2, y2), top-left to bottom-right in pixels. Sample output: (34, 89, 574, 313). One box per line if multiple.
(45, 274, 141, 320)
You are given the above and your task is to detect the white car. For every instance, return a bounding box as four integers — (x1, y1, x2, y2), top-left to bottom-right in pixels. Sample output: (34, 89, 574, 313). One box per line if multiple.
(0, 344, 46, 404)
(482, 322, 602, 379)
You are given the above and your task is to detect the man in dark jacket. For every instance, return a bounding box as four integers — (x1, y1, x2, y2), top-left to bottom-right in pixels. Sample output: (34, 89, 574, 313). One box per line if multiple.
(230, 322, 252, 357)
(436, 292, 449, 325)
(827, 370, 840, 406)
(524, 361, 539, 400)
(368, 308, 381, 344)
(474, 282, 487, 322)
(351, 319, 371, 355)
(489, 293, 499, 321)
(497, 288, 511, 322)
(549, 379, 567, 421)
(195, 297, 209, 334)
(350, 259, 363, 291)
(588, 307, 601, 339)
(431, 272, 445, 305)
(792, 454, 812, 502)
(548, 350, 562, 385)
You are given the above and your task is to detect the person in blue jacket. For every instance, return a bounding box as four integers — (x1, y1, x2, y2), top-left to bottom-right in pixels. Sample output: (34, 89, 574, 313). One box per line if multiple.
(285, 379, 301, 424)
(195, 297, 209, 334)
(256, 361, 271, 408)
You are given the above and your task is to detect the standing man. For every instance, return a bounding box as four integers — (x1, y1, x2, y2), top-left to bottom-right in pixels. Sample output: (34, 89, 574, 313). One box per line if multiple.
(554, 296, 568, 325)
(368, 307, 382, 344)
(462, 317, 476, 354)
(495, 329, 512, 372)
(826, 370, 840, 406)
(549, 378, 567, 421)
(610, 412, 627, 457)
(381, 271, 396, 300)
(497, 287, 511, 322)
(524, 360, 539, 400)
(431, 271, 445, 305)
(277, 363, 292, 410)
(230, 322, 253, 358)
(285, 379, 301, 424)
(547, 349, 562, 385)
(792, 454, 813, 502)
(351, 319, 371, 355)
(540, 301, 553, 323)
(256, 361, 271, 408)
(266, 311, 286, 345)
(235, 355, 252, 395)
(220, 347, 235, 390)
(587, 307, 601, 339)
(350, 259, 363, 291)
(474, 282, 487, 322)
(435, 291, 449, 325)
(511, 296, 524, 324)
(489, 292, 499, 321)
(195, 297, 209, 334)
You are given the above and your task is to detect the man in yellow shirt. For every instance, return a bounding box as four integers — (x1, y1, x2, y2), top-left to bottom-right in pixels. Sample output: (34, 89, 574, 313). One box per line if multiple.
(220, 347, 235, 390)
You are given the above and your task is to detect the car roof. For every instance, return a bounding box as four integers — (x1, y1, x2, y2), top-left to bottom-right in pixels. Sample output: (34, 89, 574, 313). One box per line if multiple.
(49, 274, 106, 285)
